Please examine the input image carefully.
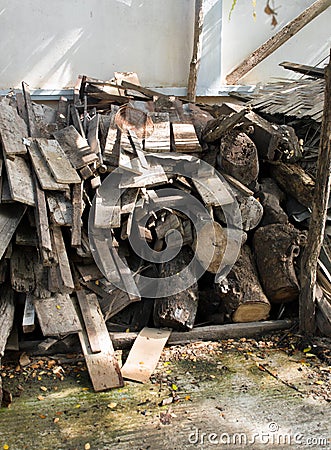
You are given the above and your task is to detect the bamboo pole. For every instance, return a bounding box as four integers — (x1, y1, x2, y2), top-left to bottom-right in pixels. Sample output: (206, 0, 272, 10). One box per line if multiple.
(299, 52, 331, 334)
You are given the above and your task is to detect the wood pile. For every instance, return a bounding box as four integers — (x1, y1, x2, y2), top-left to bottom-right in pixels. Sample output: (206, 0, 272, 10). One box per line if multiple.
(0, 72, 329, 394)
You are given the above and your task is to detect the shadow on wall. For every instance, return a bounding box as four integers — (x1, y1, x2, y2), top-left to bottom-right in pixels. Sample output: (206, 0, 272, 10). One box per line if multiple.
(0, 0, 196, 90)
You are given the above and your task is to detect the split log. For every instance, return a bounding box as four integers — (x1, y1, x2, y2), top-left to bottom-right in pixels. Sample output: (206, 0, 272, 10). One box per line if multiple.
(193, 220, 227, 273)
(217, 131, 259, 187)
(269, 162, 314, 208)
(218, 246, 271, 322)
(153, 247, 198, 330)
(253, 223, 306, 303)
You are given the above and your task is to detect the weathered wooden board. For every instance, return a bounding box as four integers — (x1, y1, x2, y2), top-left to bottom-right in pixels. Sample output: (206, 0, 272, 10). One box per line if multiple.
(119, 163, 168, 189)
(3, 153, 35, 206)
(0, 203, 26, 260)
(0, 285, 15, 356)
(36, 138, 81, 184)
(22, 293, 36, 333)
(103, 111, 120, 166)
(10, 246, 36, 292)
(71, 182, 83, 247)
(0, 101, 28, 156)
(94, 193, 121, 229)
(193, 176, 234, 207)
(53, 125, 98, 169)
(46, 192, 73, 226)
(76, 290, 102, 353)
(121, 327, 171, 383)
(51, 226, 75, 292)
(77, 293, 124, 391)
(144, 112, 171, 152)
(34, 293, 81, 337)
(28, 140, 69, 191)
(70, 105, 85, 137)
(87, 114, 102, 157)
(172, 123, 202, 152)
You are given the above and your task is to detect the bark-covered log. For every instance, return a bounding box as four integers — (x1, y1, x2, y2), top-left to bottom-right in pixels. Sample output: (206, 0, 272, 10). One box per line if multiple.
(218, 246, 270, 323)
(193, 220, 227, 273)
(253, 223, 306, 303)
(153, 247, 198, 330)
(269, 162, 315, 208)
(258, 178, 288, 226)
(217, 131, 259, 187)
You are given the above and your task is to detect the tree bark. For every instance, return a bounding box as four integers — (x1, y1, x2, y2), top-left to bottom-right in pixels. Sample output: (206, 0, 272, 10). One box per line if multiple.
(218, 246, 271, 322)
(253, 223, 306, 303)
(299, 55, 331, 335)
(153, 247, 198, 330)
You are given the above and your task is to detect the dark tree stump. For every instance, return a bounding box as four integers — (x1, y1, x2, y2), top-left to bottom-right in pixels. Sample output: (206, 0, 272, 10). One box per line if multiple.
(253, 223, 306, 303)
(258, 178, 288, 226)
(218, 245, 270, 323)
(153, 247, 198, 330)
(217, 131, 259, 187)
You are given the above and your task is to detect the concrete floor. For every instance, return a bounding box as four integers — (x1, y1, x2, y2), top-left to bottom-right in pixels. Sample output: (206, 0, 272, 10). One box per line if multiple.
(0, 337, 330, 450)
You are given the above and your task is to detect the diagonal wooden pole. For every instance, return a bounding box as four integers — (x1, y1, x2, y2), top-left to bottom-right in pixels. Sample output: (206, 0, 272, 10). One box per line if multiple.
(299, 51, 331, 335)
(226, 0, 331, 85)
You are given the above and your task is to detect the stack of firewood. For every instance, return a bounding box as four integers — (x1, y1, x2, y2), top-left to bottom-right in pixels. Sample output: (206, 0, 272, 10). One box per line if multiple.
(0, 72, 329, 394)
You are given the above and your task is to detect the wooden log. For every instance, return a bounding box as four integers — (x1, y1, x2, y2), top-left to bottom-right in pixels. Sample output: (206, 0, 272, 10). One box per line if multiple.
(218, 246, 271, 323)
(109, 319, 293, 349)
(187, 0, 204, 102)
(300, 55, 331, 335)
(253, 223, 306, 303)
(269, 162, 314, 208)
(193, 220, 227, 274)
(153, 247, 198, 330)
(217, 130, 259, 187)
(226, 0, 331, 84)
(258, 178, 288, 226)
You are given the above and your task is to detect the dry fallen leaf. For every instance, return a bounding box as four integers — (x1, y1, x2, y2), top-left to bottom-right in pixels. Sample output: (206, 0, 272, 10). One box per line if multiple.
(85, 444, 91, 450)
(37, 395, 45, 401)
(40, 386, 48, 392)
(19, 352, 31, 367)
(107, 402, 117, 409)
(53, 417, 60, 423)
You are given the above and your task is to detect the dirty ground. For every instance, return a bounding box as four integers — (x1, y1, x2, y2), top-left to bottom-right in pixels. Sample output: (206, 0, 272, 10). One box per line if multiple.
(0, 332, 330, 450)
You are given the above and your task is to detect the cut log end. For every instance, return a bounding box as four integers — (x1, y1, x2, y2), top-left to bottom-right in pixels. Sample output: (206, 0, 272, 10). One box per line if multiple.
(232, 302, 271, 323)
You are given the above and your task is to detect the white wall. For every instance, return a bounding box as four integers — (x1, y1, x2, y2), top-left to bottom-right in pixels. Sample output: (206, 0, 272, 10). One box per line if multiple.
(0, 0, 330, 91)
(221, 0, 331, 85)
(0, 0, 195, 90)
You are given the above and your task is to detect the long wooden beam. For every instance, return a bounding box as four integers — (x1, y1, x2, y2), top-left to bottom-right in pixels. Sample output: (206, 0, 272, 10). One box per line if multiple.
(299, 53, 331, 335)
(226, 0, 331, 85)
(187, 0, 204, 102)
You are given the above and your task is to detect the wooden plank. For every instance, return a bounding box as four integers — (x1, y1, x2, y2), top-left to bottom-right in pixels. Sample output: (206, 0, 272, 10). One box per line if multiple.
(76, 290, 101, 354)
(53, 125, 98, 169)
(121, 327, 171, 383)
(51, 226, 75, 292)
(33, 173, 54, 266)
(172, 123, 202, 152)
(3, 153, 35, 206)
(120, 80, 167, 99)
(94, 192, 121, 229)
(119, 162, 168, 189)
(36, 138, 81, 184)
(144, 112, 171, 152)
(46, 192, 73, 226)
(22, 293, 36, 333)
(33, 293, 81, 337)
(226, 0, 331, 84)
(193, 176, 234, 207)
(71, 182, 83, 247)
(120, 188, 140, 215)
(77, 293, 124, 391)
(22, 82, 39, 138)
(87, 114, 102, 158)
(10, 246, 36, 292)
(70, 104, 85, 138)
(279, 61, 325, 78)
(0, 101, 28, 156)
(15, 92, 29, 125)
(0, 285, 15, 356)
(28, 140, 69, 191)
(0, 203, 26, 260)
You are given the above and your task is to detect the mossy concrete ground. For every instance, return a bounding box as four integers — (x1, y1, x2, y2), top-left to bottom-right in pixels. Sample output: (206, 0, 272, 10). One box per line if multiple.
(0, 337, 330, 449)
